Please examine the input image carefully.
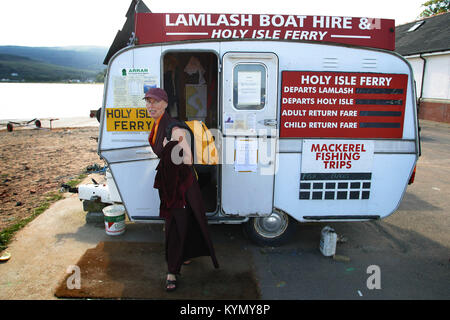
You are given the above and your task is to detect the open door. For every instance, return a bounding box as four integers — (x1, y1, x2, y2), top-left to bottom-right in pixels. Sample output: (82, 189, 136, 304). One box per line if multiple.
(221, 52, 279, 216)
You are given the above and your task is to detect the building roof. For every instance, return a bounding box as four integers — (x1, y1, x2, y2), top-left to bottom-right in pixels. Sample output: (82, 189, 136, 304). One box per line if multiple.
(395, 12, 450, 56)
(103, 0, 151, 65)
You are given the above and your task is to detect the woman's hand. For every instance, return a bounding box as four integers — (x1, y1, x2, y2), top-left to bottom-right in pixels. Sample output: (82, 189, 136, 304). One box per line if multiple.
(170, 126, 193, 165)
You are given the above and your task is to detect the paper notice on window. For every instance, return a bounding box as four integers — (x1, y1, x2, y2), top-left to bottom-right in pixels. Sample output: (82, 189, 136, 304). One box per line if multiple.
(113, 68, 157, 107)
(224, 112, 257, 133)
(237, 71, 261, 106)
(235, 138, 258, 172)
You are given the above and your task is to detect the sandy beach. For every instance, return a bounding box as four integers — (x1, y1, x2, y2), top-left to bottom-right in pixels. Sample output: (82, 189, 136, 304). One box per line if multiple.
(0, 121, 101, 235)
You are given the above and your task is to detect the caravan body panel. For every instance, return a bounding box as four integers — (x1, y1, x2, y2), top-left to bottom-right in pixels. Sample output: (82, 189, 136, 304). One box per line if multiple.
(99, 40, 418, 222)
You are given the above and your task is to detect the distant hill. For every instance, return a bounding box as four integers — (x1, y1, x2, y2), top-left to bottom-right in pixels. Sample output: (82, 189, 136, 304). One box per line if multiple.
(0, 46, 108, 82)
(0, 54, 99, 82)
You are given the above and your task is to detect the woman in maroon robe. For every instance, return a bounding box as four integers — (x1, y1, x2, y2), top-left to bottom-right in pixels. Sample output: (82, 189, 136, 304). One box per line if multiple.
(145, 88, 219, 292)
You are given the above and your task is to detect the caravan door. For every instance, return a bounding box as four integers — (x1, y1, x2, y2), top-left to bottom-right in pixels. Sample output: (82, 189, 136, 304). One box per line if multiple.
(221, 52, 278, 216)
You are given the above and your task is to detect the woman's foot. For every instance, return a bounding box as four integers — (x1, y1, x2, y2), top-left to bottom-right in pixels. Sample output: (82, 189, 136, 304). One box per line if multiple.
(166, 273, 177, 292)
(183, 260, 192, 265)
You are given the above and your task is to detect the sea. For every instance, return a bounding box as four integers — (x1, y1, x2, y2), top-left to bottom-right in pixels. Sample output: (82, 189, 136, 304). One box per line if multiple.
(0, 82, 104, 120)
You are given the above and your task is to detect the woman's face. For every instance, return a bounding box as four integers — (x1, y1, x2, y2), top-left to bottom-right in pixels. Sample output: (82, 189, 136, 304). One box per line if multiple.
(145, 98, 167, 120)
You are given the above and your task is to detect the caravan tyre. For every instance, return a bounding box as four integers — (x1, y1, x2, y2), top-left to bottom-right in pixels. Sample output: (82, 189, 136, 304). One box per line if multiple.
(244, 211, 296, 247)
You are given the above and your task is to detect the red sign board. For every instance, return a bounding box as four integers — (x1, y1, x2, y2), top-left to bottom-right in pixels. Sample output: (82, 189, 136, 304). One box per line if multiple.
(280, 71, 408, 139)
(135, 13, 395, 51)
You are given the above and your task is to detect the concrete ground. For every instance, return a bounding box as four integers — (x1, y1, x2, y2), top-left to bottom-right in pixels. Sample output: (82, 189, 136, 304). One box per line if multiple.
(0, 119, 448, 300)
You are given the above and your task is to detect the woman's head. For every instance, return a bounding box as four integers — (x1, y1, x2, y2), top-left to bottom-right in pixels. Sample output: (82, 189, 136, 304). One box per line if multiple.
(144, 88, 168, 120)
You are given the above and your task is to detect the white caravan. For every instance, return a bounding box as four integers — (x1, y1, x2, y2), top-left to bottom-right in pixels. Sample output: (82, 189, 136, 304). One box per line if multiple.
(79, 8, 420, 246)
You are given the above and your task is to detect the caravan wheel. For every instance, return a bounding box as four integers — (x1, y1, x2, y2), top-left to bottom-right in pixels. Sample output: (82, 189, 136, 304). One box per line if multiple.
(244, 211, 296, 247)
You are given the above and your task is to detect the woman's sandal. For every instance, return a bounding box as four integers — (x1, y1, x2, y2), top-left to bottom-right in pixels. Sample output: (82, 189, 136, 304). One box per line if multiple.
(183, 260, 192, 265)
(166, 274, 177, 292)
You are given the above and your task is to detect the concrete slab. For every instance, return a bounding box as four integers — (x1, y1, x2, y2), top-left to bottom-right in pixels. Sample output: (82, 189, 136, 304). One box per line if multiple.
(0, 180, 164, 300)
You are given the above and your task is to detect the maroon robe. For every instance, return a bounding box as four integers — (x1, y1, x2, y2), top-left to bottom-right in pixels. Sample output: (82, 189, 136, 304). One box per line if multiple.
(150, 112, 219, 274)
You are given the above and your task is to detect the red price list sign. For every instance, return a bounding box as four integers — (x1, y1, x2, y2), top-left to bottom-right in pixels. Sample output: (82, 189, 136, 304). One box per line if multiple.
(280, 71, 408, 138)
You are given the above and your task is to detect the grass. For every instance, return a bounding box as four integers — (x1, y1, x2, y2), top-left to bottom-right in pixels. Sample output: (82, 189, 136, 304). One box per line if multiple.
(0, 174, 86, 252)
(0, 192, 63, 251)
(65, 174, 87, 188)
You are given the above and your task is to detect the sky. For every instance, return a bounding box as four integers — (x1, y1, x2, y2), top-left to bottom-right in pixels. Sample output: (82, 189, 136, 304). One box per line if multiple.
(0, 0, 428, 47)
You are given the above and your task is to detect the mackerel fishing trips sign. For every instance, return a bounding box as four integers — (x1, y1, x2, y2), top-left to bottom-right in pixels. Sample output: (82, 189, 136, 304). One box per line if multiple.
(135, 13, 395, 50)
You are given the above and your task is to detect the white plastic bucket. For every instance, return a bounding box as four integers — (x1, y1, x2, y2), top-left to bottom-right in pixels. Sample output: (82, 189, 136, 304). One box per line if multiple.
(102, 204, 126, 236)
(319, 226, 337, 256)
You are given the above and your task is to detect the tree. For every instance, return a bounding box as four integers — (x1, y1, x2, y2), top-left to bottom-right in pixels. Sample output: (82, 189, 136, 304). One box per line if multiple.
(95, 68, 107, 83)
(420, 0, 450, 17)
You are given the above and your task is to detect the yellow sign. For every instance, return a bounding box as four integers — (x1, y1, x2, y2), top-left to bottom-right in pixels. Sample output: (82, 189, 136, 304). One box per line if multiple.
(106, 108, 154, 132)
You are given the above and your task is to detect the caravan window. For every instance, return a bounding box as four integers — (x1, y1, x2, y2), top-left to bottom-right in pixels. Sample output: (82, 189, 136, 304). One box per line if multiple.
(233, 63, 266, 110)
